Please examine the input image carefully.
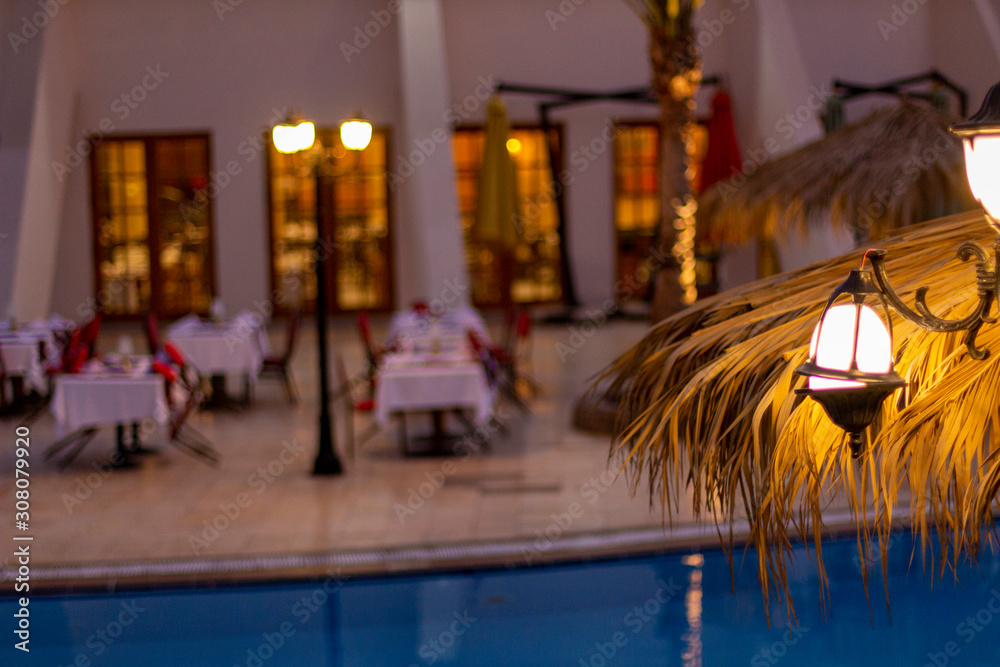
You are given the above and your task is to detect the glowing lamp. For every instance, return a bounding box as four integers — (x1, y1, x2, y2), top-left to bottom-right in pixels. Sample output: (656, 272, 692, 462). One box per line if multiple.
(340, 118, 373, 151)
(953, 82, 1000, 227)
(795, 269, 905, 457)
(271, 119, 316, 155)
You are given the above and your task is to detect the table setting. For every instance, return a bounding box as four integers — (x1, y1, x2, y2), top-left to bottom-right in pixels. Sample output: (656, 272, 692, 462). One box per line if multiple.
(374, 306, 497, 455)
(165, 309, 270, 407)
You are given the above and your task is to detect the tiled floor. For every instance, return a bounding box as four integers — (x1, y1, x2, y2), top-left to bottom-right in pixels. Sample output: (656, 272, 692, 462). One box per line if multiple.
(0, 313, 729, 589)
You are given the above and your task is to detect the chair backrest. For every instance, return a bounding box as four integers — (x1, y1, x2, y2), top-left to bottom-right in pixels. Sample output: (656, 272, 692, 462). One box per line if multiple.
(145, 311, 161, 354)
(282, 309, 301, 364)
(151, 359, 178, 384)
(0, 343, 6, 406)
(466, 329, 498, 383)
(466, 329, 484, 356)
(81, 313, 102, 359)
(515, 311, 531, 339)
(60, 327, 85, 373)
(163, 342, 187, 368)
(358, 311, 376, 363)
(500, 306, 517, 353)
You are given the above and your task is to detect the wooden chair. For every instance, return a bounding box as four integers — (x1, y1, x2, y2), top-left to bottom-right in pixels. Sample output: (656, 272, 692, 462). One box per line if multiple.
(467, 329, 529, 413)
(259, 310, 300, 403)
(357, 311, 397, 402)
(81, 312, 102, 360)
(509, 311, 539, 397)
(21, 326, 88, 425)
(144, 311, 161, 354)
(157, 343, 219, 465)
(335, 354, 382, 461)
(0, 343, 8, 416)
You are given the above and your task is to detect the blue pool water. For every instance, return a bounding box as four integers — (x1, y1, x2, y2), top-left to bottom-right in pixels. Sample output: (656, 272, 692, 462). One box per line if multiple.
(4, 533, 1000, 666)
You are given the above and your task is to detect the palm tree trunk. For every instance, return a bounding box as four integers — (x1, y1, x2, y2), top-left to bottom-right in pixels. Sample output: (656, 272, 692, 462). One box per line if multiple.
(647, 19, 700, 322)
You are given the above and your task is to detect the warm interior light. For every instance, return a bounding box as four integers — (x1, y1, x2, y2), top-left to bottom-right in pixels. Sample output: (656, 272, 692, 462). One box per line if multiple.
(963, 136, 1000, 220)
(272, 120, 316, 154)
(807, 303, 892, 390)
(340, 119, 372, 151)
(506, 137, 522, 154)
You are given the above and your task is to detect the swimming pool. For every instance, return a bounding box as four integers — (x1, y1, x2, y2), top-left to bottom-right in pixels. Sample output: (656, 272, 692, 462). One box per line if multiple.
(5, 531, 1000, 665)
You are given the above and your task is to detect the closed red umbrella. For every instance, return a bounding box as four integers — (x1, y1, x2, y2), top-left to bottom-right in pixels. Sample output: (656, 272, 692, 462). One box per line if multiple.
(699, 89, 742, 191)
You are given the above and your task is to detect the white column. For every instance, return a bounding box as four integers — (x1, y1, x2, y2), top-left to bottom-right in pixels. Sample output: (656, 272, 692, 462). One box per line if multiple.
(0, 0, 45, 318)
(4, 3, 80, 320)
(753, 0, 824, 153)
(395, 0, 470, 308)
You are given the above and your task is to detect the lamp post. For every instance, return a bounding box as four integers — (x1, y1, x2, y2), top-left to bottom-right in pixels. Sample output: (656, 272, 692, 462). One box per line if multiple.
(272, 114, 372, 475)
(795, 81, 1000, 454)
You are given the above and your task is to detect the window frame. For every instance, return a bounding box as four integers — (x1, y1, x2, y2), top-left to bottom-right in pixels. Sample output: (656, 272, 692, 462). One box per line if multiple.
(87, 131, 217, 320)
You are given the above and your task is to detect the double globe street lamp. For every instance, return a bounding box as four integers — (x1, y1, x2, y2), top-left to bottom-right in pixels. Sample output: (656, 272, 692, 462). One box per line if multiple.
(272, 114, 372, 474)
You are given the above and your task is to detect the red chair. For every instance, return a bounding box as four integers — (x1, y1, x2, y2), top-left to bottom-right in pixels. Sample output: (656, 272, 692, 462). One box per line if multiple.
(259, 310, 300, 403)
(155, 343, 219, 465)
(335, 354, 382, 461)
(358, 311, 394, 402)
(509, 311, 539, 397)
(81, 313, 102, 360)
(468, 329, 528, 413)
(0, 343, 8, 415)
(144, 311, 161, 354)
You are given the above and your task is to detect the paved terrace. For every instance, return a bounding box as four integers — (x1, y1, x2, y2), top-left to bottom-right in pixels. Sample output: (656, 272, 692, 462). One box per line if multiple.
(0, 315, 815, 591)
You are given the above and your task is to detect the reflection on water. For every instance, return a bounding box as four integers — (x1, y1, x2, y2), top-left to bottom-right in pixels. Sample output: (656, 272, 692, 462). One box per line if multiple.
(682, 553, 704, 666)
(8, 534, 1000, 665)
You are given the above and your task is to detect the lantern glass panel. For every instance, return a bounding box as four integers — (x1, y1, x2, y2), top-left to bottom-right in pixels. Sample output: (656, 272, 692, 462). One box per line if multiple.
(808, 304, 892, 390)
(963, 137, 1000, 220)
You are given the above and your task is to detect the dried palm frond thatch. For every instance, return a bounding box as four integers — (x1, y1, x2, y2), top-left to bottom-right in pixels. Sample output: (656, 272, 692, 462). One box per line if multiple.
(600, 209, 1000, 619)
(698, 101, 976, 246)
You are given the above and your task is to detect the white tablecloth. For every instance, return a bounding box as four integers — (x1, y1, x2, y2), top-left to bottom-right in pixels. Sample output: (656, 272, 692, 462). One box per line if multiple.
(0, 329, 60, 365)
(374, 352, 495, 426)
(51, 369, 169, 434)
(166, 314, 265, 377)
(387, 306, 490, 345)
(0, 340, 45, 392)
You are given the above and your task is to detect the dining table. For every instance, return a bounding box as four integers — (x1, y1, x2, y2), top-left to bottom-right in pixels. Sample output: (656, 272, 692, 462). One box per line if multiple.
(165, 312, 269, 407)
(0, 318, 72, 411)
(47, 356, 170, 468)
(375, 307, 497, 455)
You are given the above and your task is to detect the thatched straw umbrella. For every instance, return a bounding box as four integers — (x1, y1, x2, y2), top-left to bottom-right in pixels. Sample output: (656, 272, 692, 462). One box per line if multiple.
(598, 209, 1000, 619)
(699, 101, 976, 248)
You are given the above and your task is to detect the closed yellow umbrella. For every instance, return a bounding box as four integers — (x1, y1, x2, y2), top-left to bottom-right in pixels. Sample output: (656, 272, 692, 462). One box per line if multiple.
(475, 96, 521, 252)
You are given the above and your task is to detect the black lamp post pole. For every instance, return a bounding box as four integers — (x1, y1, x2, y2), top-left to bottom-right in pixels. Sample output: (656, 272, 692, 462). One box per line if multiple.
(312, 165, 343, 475)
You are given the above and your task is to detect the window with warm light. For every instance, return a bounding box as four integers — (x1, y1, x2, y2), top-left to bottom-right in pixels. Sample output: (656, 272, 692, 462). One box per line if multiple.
(89, 133, 216, 318)
(453, 125, 564, 307)
(266, 127, 393, 313)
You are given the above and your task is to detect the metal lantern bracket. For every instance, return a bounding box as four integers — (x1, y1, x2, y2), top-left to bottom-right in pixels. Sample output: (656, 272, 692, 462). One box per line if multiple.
(866, 236, 1000, 361)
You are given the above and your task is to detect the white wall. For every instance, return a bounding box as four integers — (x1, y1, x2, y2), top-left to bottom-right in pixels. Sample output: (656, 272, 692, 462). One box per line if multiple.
(49, 0, 403, 318)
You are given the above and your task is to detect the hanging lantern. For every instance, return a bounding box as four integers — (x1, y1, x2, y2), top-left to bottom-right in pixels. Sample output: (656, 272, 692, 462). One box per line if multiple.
(794, 268, 905, 457)
(953, 82, 1000, 227)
